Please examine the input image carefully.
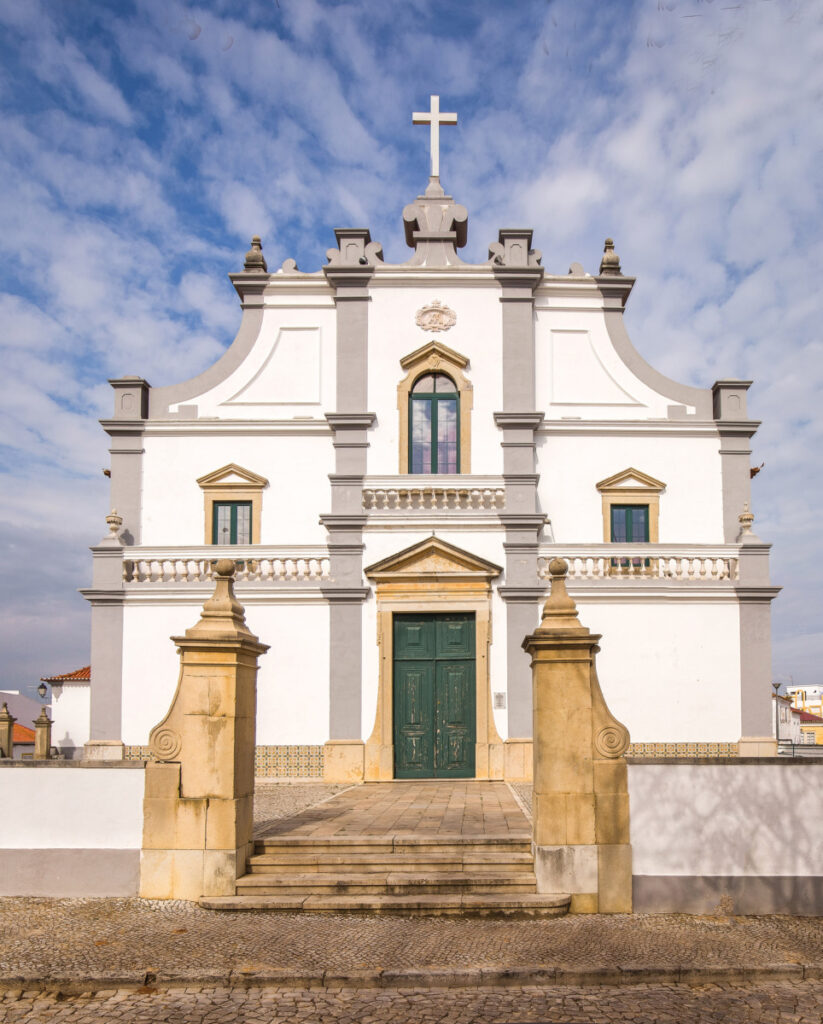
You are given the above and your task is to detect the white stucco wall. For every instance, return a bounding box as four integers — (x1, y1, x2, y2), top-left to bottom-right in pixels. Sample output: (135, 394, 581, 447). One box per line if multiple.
(50, 682, 90, 755)
(170, 303, 337, 419)
(141, 433, 333, 546)
(628, 762, 823, 877)
(367, 283, 504, 476)
(120, 599, 329, 746)
(538, 432, 724, 544)
(0, 766, 145, 849)
(579, 598, 741, 742)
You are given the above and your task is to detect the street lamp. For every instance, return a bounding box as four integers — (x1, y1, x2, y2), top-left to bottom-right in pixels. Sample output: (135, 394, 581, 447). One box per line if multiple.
(37, 681, 47, 701)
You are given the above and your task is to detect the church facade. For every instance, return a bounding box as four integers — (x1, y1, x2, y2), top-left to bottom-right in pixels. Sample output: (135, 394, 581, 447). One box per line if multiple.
(80, 101, 779, 779)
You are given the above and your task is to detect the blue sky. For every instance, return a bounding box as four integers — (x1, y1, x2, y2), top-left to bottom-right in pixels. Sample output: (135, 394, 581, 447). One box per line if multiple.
(1, 0, 821, 698)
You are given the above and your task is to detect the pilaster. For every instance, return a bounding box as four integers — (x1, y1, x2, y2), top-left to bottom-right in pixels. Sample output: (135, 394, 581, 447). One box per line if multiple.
(491, 230, 546, 744)
(79, 513, 126, 754)
(735, 511, 782, 752)
(103, 376, 149, 546)
(321, 236, 378, 779)
(713, 381, 759, 543)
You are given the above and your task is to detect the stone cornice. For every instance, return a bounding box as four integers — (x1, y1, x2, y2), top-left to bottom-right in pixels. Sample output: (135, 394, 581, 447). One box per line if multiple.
(320, 586, 371, 603)
(228, 271, 271, 306)
(100, 419, 145, 438)
(594, 274, 636, 308)
(494, 412, 545, 431)
(325, 413, 377, 431)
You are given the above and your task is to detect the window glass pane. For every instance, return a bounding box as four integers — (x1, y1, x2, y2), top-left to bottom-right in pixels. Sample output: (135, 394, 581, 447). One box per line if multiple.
(411, 399, 432, 473)
(434, 373, 457, 394)
(236, 504, 251, 545)
(629, 506, 649, 542)
(436, 399, 458, 473)
(215, 504, 233, 544)
(412, 374, 435, 393)
(610, 507, 628, 543)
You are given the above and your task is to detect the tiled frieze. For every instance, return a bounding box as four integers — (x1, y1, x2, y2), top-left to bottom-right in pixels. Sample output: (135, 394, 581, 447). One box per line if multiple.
(628, 742, 739, 758)
(124, 743, 324, 776)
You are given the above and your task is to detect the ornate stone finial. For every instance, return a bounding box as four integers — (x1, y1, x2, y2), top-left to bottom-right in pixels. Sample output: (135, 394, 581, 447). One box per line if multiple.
(599, 237, 621, 275)
(536, 558, 589, 633)
(0, 703, 11, 718)
(184, 558, 254, 640)
(737, 501, 756, 542)
(244, 235, 268, 273)
(33, 705, 53, 760)
(106, 508, 123, 538)
(0, 702, 15, 759)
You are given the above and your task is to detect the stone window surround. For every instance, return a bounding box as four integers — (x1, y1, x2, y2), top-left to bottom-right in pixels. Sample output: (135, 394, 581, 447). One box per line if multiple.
(397, 340, 473, 474)
(196, 464, 269, 546)
(596, 467, 666, 544)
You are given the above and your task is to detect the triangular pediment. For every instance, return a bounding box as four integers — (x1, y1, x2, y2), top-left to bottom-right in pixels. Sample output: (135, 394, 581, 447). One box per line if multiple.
(365, 537, 502, 581)
(596, 467, 665, 493)
(399, 339, 469, 371)
(197, 463, 269, 488)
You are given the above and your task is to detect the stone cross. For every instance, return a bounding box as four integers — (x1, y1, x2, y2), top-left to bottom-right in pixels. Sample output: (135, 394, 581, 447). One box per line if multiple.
(413, 95, 457, 179)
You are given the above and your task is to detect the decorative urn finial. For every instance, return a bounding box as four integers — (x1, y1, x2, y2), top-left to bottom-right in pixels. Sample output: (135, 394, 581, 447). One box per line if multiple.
(106, 508, 123, 538)
(535, 557, 589, 633)
(599, 237, 621, 275)
(738, 502, 755, 538)
(244, 235, 268, 273)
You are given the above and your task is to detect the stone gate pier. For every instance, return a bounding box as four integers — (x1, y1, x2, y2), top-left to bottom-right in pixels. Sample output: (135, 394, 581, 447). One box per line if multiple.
(523, 557, 632, 913)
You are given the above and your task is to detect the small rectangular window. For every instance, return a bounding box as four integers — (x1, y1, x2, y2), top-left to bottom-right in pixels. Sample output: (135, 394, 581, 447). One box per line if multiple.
(212, 501, 252, 545)
(610, 504, 650, 570)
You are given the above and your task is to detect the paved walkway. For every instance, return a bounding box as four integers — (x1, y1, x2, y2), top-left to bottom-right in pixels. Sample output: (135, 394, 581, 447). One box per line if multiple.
(3, 980, 823, 1023)
(257, 781, 529, 838)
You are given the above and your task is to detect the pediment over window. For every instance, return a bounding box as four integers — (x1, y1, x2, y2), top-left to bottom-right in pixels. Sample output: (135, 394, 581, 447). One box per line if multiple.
(365, 537, 502, 583)
(595, 467, 665, 493)
(196, 464, 269, 489)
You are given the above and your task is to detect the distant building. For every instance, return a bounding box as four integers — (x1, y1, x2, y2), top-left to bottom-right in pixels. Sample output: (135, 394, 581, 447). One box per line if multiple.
(39, 667, 90, 760)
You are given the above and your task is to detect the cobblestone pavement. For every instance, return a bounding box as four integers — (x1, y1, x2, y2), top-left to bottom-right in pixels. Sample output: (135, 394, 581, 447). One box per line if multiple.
(253, 782, 345, 836)
(2, 899, 823, 988)
(2, 980, 823, 1023)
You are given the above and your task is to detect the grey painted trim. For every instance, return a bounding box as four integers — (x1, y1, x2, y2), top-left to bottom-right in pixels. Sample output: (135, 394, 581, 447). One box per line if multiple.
(506, 600, 539, 738)
(718, 428, 755, 542)
(738, 596, 775, 738)
(602, 309, 714, 417)
(327, 601, 363, 740)
(88, 600, 124, 742)
(0, 849, 139, 896)
(149, 306, 266, 418)
(627, 757, 823, 765)
(101, 422, 145, 546)
(0, 759, 145, 768)
(633, 874, 823, 916)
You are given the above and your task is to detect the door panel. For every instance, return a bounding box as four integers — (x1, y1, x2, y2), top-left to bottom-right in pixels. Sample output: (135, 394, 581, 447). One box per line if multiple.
(393, 661, 434, 777)
(393, 613, 475, 779)
(435, 660, 475, 776)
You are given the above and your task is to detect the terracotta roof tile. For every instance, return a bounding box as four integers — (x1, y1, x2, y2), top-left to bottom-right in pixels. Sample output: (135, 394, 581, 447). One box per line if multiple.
(12, 723, 34, 743)
(40, 666, 90, 682)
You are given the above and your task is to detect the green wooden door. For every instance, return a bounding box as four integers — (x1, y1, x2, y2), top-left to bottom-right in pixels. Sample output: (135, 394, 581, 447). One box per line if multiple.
(393, 613, 475, 779)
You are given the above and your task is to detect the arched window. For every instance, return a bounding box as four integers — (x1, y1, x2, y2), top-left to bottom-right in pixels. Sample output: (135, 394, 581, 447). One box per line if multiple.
(410, 372, 459, 474)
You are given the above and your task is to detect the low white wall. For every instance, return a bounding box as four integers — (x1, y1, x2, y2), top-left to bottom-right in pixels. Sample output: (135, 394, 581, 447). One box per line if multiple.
(0, 764, 145, 896)
(628, 760, 823, 914)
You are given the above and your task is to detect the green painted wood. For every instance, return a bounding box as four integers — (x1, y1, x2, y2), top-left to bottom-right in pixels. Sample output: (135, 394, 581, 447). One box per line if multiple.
(394, 614, 475, 779)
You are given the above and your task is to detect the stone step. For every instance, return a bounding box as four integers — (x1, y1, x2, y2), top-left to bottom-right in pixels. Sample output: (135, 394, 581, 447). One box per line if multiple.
(254, 834, 532, 857)
(201, 891, 570, 916)
(236, 871, 538, 896)
(247, 851, 535, 873)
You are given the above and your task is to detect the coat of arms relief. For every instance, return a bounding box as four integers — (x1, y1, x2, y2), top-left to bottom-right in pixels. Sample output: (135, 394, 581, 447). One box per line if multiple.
(415, 300, 457, 332)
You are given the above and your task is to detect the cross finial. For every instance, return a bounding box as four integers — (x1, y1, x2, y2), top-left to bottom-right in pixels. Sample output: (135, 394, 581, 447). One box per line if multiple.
(412, 95, 457, 179)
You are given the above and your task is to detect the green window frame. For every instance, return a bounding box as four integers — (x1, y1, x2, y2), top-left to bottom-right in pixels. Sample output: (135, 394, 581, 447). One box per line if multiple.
(610, 504, 650, 569)
(212, 501, 252, 545)
(409, 373, 460, 474)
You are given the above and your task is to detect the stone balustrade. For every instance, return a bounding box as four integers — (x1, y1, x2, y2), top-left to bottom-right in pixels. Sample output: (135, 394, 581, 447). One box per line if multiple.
(362, 475, 506, 512)
(123, 548, 331, 585)
(537, 545, 739, 583)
